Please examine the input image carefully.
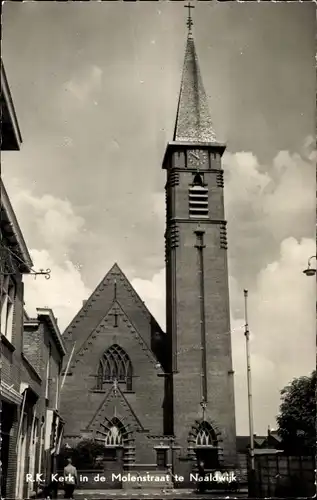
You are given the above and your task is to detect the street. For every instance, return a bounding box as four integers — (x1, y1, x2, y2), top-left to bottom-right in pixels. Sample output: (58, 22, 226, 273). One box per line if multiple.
(54, 487, 248, 499)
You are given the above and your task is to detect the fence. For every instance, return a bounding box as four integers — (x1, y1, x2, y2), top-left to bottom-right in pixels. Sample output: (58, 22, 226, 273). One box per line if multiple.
(251, 453, 315, 497)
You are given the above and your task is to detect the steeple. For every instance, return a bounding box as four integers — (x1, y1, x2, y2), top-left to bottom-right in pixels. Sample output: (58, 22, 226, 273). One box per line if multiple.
(173, 4, 217, 143)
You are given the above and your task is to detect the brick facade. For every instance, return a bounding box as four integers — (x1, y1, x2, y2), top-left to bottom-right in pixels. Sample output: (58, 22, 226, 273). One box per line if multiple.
(20, 310, 66, 498)
(163, 146, 237, 482)
(1, 66, 34, 498)
(60, 265, 167, 469)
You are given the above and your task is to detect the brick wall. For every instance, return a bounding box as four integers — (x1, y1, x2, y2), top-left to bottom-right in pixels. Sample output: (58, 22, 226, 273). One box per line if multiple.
(23, 327, 42, 375)
(165, 148, 237, 482)
(17, 313, 66, 497)
(60, 276, 165, 466)
(253, 454, 315, 497)
(1, 273, 24, 498)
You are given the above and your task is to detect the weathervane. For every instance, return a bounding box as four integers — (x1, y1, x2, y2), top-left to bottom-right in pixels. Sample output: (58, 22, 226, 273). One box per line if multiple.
(185, 2, 195, 34)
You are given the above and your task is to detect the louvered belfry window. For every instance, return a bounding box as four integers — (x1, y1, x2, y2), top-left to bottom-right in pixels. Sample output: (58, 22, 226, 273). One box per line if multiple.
(97, 344, 133, 391)
(189, 173, 208, 218)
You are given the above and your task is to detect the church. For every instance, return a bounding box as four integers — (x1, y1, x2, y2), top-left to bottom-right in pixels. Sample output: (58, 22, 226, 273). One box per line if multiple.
(60, 11, 237, 485)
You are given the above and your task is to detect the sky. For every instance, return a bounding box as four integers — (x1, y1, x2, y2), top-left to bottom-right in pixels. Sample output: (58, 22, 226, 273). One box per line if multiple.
(2, 1, 316, 435)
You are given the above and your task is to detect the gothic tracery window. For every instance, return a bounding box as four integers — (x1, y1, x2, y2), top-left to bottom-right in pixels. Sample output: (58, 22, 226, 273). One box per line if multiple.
(104, 418, 124, 447)
(105, 425, 122, 446)
(96, 344, 133, 391)
(195, 421, 217, 447)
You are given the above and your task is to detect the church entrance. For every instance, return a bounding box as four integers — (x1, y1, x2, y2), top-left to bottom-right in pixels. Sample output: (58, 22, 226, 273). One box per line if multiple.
(192, 421, 220, 470)
(195, 447, 219, 469)
(101, 418, 125, 489)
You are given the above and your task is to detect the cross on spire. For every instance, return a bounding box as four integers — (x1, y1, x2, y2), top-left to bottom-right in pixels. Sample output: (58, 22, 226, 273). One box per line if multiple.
(185, 2, 195, 34)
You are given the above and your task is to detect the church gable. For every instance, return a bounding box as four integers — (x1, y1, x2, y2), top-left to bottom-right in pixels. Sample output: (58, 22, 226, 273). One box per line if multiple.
(68, 299, 164, 375)
(62, 263, 120, 353)
(110, 265, 164, 349)
(62, 263, 165, 371)
(87, 381, 145, 434)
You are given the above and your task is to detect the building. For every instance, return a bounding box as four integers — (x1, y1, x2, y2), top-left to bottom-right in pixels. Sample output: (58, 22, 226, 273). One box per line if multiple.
(0, 60, 33, 499)
(60, 14, 237, 487)
(20, 308, 66, 499)
(1, 62, 66, 499)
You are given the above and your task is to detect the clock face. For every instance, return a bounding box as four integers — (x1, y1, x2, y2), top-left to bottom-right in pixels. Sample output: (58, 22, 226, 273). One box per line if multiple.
(187, 149, 208, 168)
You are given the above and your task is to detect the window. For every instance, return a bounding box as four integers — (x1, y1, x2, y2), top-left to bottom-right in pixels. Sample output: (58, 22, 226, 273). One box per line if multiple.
(97, 344, 133, 391)
(195, 422, 217, 447)
(189, 174, 208, 219)
(156, 448, 167, 469)
(0, 275, 16, 341)
(104, 418, 124, 447)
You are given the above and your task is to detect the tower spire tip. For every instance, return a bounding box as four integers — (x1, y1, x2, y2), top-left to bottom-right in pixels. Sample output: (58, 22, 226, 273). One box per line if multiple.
(184, 2, 195, 35)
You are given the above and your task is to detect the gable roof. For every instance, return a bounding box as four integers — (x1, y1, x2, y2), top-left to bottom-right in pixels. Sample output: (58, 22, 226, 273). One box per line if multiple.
(87, 381, 145, 433)
(37, 308, 66, 357)
(1, 60, 22, 150)
(1, 180, 33, 273)
(68, 299, 164, 375)
(62, 263, 165, 363)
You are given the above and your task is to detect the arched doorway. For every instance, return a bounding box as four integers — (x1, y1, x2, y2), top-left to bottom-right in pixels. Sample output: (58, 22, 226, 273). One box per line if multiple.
(97, 418, 128, 487)
(103, 417, 125, 461)
(191, 421, 220, 470)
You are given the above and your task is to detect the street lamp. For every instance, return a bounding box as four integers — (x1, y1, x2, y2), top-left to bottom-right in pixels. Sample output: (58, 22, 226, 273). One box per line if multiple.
(303, 256, 317, 277)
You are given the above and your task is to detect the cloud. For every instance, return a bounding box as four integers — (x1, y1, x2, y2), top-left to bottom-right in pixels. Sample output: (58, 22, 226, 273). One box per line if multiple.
(64, 65, 103, 103)
(12, 190, 85, 263)
(132, 268, 166, 329)
(24, 249, 91, 332)
(129, 235, 315, 435)
(6, 184, 91, 332)
(129, 137, 315, 434)
(232, 236, 315, 434)
(6, 135, 315, 435)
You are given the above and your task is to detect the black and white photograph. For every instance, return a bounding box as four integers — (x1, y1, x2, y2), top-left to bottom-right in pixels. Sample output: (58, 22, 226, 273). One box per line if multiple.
(0, 2, 316, 499)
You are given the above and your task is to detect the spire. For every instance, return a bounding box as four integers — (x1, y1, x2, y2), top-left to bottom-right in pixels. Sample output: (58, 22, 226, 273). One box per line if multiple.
(173, 4, 217, 143)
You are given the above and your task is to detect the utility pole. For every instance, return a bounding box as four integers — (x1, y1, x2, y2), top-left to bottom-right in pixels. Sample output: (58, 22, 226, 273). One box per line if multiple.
(244, 289, 256, 496)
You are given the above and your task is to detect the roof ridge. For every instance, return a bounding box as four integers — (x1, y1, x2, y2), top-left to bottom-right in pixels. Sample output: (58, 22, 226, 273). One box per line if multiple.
(63, 263, 120, 339)
(114, 300, 163, 372)
(87, 383, 145, 432)
(69, 300, 116, 370)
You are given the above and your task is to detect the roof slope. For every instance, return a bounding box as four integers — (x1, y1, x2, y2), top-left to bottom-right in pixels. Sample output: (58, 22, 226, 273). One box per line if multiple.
(173, 32, 217, 143)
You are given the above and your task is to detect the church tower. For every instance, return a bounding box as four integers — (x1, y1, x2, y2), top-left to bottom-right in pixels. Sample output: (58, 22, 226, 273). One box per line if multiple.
(163, 6, 236, 478)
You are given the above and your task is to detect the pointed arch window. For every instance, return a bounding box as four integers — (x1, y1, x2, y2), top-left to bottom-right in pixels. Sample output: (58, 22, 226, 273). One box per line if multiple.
(97, 344, 133, 391)
(104, 418, 124, 447)
(189, 173, 208, 219)
(195, 421, 217, 447)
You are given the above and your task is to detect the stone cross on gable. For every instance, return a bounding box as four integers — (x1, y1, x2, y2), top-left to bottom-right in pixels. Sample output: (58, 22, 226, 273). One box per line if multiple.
(109, 308, 119, 328)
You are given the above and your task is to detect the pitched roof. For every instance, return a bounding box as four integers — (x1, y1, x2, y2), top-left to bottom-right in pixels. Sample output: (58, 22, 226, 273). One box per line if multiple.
(87, 382, 145, 433)
(1, 60, 22, 150)
(63, 263, 162, 340)
(1, 179, 33, 273)
(68, 299, 164, 375)
(173, 32, 217, 144)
